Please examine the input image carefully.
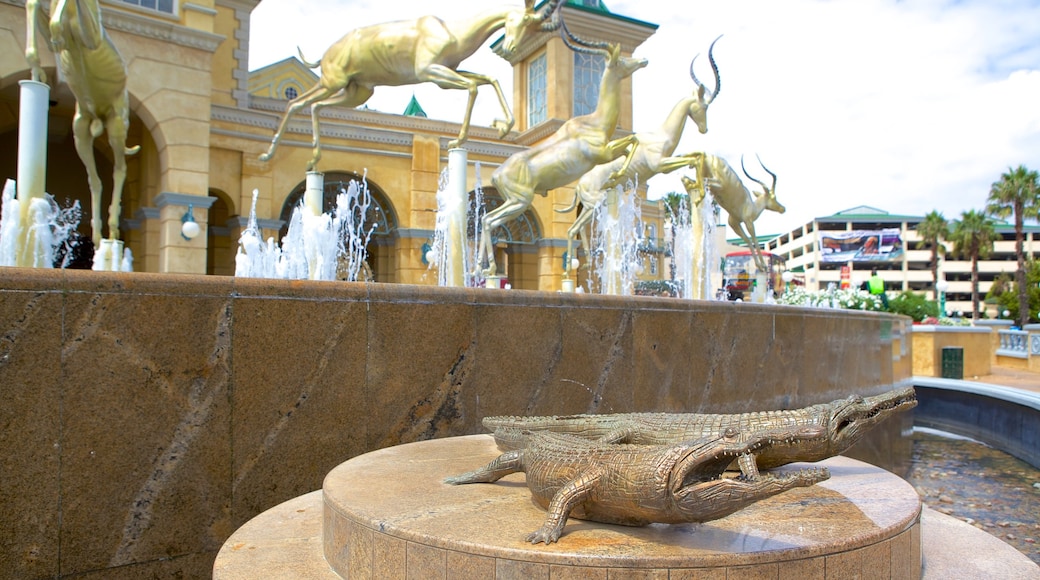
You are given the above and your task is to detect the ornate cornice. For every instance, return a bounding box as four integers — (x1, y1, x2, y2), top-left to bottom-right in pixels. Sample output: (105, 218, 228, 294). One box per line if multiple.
(214, 0, 261, 12)
(213, 102, 525, 159)
(155, 192, 218, 209)
(103, 5, 225, 52)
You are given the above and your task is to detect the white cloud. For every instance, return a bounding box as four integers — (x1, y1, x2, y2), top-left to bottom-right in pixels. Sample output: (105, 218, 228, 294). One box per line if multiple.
(248, 0, 1040, 237)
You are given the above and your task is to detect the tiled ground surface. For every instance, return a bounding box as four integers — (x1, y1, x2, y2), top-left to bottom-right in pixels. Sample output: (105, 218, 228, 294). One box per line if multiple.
(905, 429, 1040, 565)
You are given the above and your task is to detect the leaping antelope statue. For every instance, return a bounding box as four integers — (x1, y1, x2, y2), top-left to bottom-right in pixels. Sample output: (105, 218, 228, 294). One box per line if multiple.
(258, 0, 564, 171)
(24, 0, 140, 257)
(560, 36, 722, 273)
(477, 19, 648, 277)
(681, 154, 785, 271)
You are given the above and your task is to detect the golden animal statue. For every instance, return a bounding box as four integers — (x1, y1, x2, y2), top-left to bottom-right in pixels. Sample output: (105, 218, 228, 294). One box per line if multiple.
(24, 0, 140, 254)
(477, 21, 648, 278)
(682, 154, 785, 271)
(560, 36, 722, 273)
(258, 0, 564, 171)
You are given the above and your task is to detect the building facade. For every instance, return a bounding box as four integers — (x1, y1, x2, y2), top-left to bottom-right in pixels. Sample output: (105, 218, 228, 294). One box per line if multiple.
(765, 205, 1040, 318)
(1, 0, 668, 291)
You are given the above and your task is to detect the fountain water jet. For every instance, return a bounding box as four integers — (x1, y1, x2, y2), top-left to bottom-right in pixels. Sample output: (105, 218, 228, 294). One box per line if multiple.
(671, 190, 721, 300)
(235, 173, 374, 281)
(586, 183, 642, 295)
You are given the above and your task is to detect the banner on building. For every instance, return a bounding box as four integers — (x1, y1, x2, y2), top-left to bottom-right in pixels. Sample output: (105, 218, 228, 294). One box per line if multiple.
(818, 229, 904, 263)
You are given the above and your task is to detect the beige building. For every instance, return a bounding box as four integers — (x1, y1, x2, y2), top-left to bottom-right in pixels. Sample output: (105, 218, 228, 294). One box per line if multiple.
(1, 0, 671, 291)
(764, 206, 1040, 317)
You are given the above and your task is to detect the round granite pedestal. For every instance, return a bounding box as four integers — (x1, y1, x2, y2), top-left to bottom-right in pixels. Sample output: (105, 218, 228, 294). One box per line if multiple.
(317, 434, 922, 578)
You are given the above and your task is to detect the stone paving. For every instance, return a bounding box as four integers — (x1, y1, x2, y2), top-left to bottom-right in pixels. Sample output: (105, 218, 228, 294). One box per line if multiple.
(907, 366, 1040, 566)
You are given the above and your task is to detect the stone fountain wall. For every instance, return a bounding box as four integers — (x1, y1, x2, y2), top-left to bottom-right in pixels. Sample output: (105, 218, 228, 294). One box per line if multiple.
(0, 268, 913, 579)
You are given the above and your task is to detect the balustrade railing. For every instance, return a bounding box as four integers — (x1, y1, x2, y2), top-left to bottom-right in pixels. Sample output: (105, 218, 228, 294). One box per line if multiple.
(996, 329, 1029, 359)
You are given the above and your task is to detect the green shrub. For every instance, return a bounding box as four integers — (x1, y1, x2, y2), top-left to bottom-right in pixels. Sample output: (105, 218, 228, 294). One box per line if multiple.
(886, 291, 939, 322)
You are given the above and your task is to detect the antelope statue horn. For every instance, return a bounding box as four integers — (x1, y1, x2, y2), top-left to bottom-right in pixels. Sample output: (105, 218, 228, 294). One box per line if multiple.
(690, 35, 723, 104)
(741, 154, 777, 194)
(559, 13, 612, 55)
(539, 0, 565, 31)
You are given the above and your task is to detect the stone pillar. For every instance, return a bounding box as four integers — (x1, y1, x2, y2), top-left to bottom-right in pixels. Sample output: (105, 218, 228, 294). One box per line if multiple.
(406, 136, 442, 284)
(537, 240, 567, 292)
(155, 192, 217, 274)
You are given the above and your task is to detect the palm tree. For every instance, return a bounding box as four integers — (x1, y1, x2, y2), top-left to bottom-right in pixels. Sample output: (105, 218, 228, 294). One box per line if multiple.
(986, 165, 1040, 327)
(949, 209, 998, 319)
(661, 191, 689, 285)
(915, 210, 949, 300)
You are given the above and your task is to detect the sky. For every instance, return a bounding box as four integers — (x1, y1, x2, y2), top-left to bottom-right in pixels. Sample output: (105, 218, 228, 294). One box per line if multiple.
(249, 0, 1040, 237)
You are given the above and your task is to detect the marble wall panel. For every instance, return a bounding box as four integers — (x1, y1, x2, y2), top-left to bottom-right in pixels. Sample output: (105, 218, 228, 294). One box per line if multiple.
(471, 301, 565, 419)
(58, 273, 233, 575)
(0, 269, 913, 578)
(229, 279, 368, 525)
(0, 270, 64, 579)
(365, 285, 478, 449)
(630, 303, 695, 411)
(550, 301, 637, 416)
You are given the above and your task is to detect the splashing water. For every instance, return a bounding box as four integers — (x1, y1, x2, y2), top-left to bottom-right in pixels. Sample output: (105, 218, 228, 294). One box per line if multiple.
(235, 176, 375, 281)
(586, 182, 642, 295)
(0, 178, 85, 269)
(671, 193, 721, 300)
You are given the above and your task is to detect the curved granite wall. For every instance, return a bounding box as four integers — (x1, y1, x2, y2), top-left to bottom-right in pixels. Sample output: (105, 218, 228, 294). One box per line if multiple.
(0, 268, 912, 578)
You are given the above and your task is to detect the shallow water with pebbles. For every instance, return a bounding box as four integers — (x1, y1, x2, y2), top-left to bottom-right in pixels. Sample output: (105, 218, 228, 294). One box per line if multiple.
(904, 428, 1040, 564)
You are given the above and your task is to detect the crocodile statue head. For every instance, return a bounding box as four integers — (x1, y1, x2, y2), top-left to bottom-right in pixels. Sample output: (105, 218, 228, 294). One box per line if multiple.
(756, 385, 918, 470)
(667, 426, 831, 524)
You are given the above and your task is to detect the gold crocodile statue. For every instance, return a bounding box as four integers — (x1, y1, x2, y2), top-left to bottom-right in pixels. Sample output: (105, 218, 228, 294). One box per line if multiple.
(445, 426, 829, 544)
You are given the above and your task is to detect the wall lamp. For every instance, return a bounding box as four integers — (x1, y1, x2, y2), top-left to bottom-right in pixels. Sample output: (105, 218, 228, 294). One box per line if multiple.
(181, 204, 201, 240)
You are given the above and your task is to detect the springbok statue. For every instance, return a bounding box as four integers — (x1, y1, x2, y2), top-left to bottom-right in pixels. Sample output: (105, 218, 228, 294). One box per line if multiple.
(258, 0, 564, 171)
(24, 0, 140, 256)
(681, 154, 785, 271)
(477, 20, 648, 278)
(560, 36, 722, 273)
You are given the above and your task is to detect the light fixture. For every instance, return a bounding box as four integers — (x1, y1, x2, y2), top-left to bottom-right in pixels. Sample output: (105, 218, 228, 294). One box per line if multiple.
(421, 242, 433, 265)
(936, 279, 949, 318)
(181, 204, 200, 240)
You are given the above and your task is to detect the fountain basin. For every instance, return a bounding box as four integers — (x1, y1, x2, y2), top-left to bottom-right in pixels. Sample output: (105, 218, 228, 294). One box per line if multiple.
(0, 268, 911, 577)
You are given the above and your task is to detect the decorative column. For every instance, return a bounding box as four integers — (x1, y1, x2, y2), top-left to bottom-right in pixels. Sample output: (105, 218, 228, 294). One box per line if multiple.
(14, 80, 50, 267)
(444, 148, 468, 288)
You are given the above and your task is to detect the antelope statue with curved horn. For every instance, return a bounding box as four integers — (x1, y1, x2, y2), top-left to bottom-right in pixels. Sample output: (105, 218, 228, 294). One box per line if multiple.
(258, 0, 564, 171)
(24, 0, 140, 262)
(560, 36, 722, 273)
(681, 154, 785, 271)
(477, 18, 648, 278)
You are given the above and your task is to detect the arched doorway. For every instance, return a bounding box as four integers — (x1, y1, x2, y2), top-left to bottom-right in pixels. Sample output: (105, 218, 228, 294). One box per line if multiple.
(279, 172, 398, 282)
(0, 69, 152, 268)
(476, 189, 542, 290)
(206, 190, 234, 276)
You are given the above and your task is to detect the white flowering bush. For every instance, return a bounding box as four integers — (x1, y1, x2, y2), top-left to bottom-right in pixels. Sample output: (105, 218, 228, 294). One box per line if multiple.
(776, 286, 885, 312)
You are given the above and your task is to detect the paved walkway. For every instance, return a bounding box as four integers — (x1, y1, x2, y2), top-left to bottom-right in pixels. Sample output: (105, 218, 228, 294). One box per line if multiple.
(972, 366, 1040, 394)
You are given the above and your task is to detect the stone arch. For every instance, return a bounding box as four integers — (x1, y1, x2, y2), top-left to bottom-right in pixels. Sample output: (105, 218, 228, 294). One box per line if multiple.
(279, 171, 400, 282)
